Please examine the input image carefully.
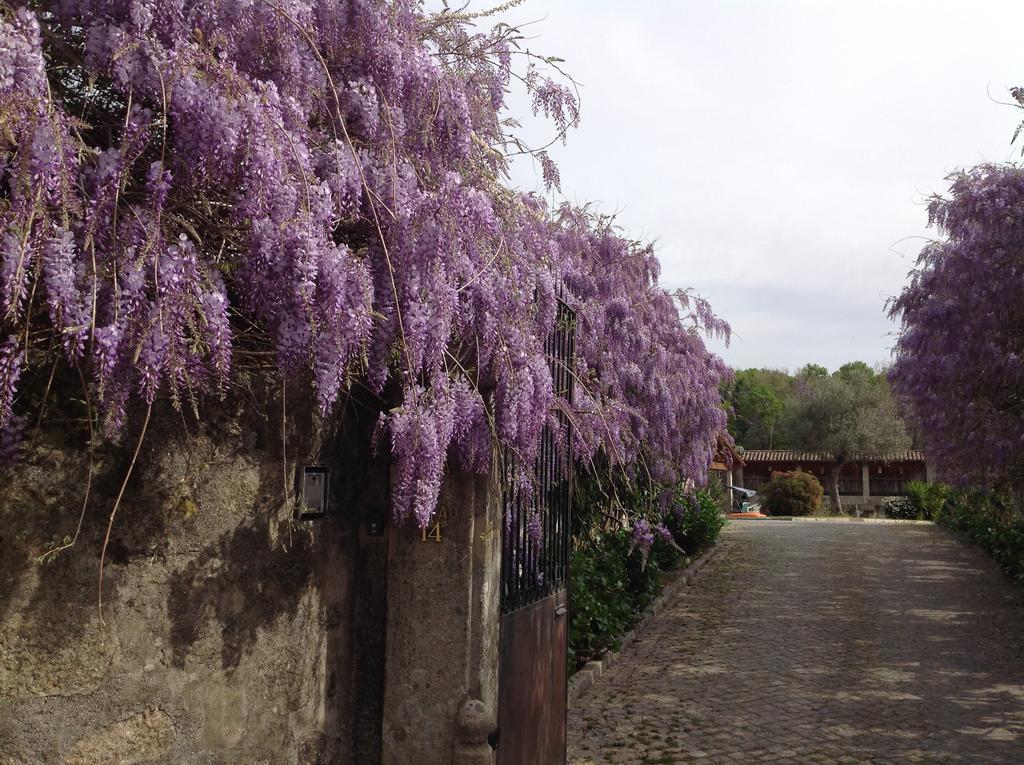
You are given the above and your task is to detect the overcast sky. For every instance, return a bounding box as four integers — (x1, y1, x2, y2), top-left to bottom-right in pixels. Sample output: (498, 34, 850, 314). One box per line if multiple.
(496, 0, 1024, 372)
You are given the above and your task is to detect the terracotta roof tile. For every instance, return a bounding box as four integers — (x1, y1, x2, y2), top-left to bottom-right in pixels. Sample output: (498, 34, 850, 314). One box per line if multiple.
(738, 450, 926, 463)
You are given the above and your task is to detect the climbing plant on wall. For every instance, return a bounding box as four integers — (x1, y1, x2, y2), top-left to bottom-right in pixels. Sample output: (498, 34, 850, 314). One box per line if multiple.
(0, 1, 730, 534)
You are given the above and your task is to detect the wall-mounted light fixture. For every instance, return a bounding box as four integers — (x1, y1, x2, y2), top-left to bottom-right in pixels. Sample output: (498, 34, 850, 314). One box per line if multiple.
(297, 465, 330, 520)
(366, 507, 386, 537)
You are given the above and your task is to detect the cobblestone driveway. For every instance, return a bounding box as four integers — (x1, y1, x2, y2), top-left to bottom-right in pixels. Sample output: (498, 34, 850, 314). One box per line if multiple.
(567, 520, 1024, 764)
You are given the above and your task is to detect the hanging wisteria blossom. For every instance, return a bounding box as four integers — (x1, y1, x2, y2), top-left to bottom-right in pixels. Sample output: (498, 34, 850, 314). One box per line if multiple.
(890, 163, 1024, 490)
(0, 1, 730, 525)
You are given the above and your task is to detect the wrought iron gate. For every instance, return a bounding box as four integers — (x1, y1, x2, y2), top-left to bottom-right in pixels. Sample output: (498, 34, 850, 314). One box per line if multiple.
(496, 299, 575, 765)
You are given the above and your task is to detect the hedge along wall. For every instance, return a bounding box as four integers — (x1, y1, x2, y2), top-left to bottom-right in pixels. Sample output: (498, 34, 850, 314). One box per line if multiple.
(0, 381, 390, 764)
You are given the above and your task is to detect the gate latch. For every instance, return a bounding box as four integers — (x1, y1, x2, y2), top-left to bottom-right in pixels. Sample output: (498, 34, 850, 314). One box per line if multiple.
(488, 727, 500, 750)
(555, 604, 568, 618)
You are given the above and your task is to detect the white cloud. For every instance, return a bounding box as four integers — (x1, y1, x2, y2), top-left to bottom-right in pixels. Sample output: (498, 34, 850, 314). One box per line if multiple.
(497, 0, 1024, 371)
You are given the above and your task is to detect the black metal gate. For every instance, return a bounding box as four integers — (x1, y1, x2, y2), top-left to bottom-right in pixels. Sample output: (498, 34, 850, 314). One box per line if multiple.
(496, 299, 575, 765)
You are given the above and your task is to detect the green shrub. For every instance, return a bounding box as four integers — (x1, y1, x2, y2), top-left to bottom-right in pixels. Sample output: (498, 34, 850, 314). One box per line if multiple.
(760, 470, 823, 517)
(666, 489, 726, 554)
(934, 488, 1024, 586)
(568, 470, 726, 670)
(568, 528, 677, 668)
(648, 528, 685, 571)
(881, 496, 917, 519)
(706, 473, 731, 512)
(568, 533, 634, 668)
(904, 480, 949, 520)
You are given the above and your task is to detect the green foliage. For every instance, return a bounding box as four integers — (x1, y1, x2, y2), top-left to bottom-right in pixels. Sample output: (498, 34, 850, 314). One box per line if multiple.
(834, 361, 877, 385)
(568, 528, 678, 668)
(904, 480, 949, 520)
(572, 459, 662, 542)
(724, 362, 911, 458)
(760, 470, 824, 517)
(568, 533, 634, 667)
(797, 363, 829, 381)
(569, 462, 728, 669)
(783, 368, 910, 512)
(648, 529, 685, 571)
(725, 369, 789, 449)
(883, 481, 950, 520)
(666, 489, 727, 553)
(880, 496, 918, 519)
(725, 369, 795, 449)
(705, 473, 731, 512)
(936, 489, 1024, 586)
(784, 371, 909, 463)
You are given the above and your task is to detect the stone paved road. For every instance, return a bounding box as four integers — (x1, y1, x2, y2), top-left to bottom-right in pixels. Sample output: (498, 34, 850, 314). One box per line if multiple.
(567, 520, 1024, 764)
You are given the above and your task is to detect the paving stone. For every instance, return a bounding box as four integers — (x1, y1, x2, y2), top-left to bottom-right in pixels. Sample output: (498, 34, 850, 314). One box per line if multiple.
(567, 520, 1024, 764)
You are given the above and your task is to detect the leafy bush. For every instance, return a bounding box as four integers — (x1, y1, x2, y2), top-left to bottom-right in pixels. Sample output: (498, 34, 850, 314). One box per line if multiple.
(568, 528, 677, 668)
(760, 470, 823, 517)
(568, 533, 634, 668)
(666, 489, 727, 554)
(706, 473, 731, 512)
(936, 488, 1024, 586)
(904, 480, 949, 520)
(881, 482, 949, 519)
(568, 469, 726, 669)
(881, 496, 918, 519)
(648, 527, 685, 572)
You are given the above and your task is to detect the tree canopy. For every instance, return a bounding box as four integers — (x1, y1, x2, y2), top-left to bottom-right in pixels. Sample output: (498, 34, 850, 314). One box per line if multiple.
(725, 363, 910, 509)
(785, 368, 910, 510)
(725, 368, 792, 449)
(890, 163, 1024, 494)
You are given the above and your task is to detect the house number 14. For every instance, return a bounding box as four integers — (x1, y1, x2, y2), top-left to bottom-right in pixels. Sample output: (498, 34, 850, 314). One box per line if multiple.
(420, 506, 457, 542)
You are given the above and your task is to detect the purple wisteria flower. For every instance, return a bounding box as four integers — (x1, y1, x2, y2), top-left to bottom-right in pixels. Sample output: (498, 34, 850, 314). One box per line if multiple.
(0, 2, 731, 529)
(630, 519, 656, 556)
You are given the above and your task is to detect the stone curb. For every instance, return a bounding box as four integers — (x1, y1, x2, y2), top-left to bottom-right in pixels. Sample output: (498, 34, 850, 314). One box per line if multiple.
(731, 516, 934, 525)
(567, 541, 730, 704)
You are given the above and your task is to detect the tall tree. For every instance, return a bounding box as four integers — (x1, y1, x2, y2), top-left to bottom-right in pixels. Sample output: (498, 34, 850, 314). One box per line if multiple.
(796, 363, 829, 382)
(727, 370, 787, 448)
(725, 368, 799, 448)
(785, 370, 910, 513)
(890, 163, 1024, 506)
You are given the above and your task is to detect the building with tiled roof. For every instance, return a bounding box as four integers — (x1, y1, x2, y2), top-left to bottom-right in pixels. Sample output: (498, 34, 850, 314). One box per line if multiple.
(739, 450, 925, 464)
(733, 449, 932, 511)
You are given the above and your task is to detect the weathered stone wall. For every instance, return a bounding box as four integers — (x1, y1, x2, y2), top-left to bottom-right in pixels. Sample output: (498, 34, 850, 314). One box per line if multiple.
(381, 466, 501, 765)
(0, 385, 387, 764)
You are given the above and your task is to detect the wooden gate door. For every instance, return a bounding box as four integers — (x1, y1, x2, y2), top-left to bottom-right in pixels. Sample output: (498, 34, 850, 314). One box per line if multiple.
(496, 300, 574, 765)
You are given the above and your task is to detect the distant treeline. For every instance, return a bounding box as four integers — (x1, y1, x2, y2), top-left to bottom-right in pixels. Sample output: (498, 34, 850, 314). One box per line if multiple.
(723, 362, 912, 452)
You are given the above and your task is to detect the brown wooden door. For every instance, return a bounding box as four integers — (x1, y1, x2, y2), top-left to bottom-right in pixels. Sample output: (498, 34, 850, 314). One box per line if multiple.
(497, 589, 568, 764)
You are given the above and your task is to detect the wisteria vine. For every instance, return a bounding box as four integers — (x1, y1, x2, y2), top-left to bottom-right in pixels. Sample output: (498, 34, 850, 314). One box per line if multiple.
(889, 163, 1024, 492)
(1, 1, 730, 528)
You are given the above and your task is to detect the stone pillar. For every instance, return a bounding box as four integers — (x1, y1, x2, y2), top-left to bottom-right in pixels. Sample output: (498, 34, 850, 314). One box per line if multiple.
(381, 464, 502, 765)
(733, 466, 744, 489)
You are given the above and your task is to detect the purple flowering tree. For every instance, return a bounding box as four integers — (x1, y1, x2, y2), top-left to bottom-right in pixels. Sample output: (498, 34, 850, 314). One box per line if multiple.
(889, 163, 1024, 502)
(1, 1, 729, 530)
